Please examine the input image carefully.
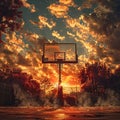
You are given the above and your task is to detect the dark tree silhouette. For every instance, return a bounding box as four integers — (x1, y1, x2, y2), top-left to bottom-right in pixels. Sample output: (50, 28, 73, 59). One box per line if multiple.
(0, 66, 41, 97)
(107, 67, 120, 93)
(0, 0, 24, 40)
(39, 78, 52, 98)
(78, 62, 111, 95)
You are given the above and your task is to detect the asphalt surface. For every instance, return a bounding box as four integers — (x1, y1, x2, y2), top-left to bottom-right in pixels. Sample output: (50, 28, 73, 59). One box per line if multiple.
(0, 106, 120, 120)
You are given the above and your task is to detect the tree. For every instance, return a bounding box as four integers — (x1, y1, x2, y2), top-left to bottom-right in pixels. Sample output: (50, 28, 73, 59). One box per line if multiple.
(0, 0, 24, 40)
(40, 78, 51, 95)
(78, 62, 111, 95)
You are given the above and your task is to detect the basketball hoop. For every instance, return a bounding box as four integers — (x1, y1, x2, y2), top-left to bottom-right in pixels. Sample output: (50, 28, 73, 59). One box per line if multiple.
(42, 43, 78, 106)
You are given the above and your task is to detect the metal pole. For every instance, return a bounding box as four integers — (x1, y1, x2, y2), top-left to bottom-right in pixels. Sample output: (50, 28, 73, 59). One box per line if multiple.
(58, 63, 61, 85)
(57, 63, 64, 106)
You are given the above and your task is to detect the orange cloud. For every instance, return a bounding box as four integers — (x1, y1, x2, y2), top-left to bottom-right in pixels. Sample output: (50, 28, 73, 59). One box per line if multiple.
(38, 16, 56, 29)
(52, 30, 65, 41)
(21, 0, 36, 12)
(65, 16, 101, 63)
(67, 31, 75, 37)
(48, 3, 69, 18)
(59, 0, 75, 6)
(66, 17, 89, 41)
(81, 1, 92, 9)
(30, 16, 56, 29)
(66, 18, 77, 28)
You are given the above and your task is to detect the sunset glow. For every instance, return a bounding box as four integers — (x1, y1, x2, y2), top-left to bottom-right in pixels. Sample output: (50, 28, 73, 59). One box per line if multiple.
(0, 0, 120, 96)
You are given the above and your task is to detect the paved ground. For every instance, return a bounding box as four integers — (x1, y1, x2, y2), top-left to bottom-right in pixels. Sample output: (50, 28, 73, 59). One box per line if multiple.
(0, 106, 120, 120)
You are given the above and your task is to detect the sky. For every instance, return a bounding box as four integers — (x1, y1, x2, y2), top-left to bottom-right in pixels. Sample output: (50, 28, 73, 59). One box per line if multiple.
(22, 0, 92, 55)
(0, 0, 120, 88)
(20, 0, 120, 66)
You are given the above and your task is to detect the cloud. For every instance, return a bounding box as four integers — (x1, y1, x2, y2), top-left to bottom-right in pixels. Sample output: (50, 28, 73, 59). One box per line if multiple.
(66, 18, 78, 28)
(66, 17, 89, 40)
(48, 3, 69, 18)
(17, 53, 32, 66)
(0, 32, 44, 67)
(52, 30, 65, 41)
(21, 0, 36, 13)
(81, 0, 120, 64)
(66, 17, 89, 34)
(106, 25, 120, 51)
(30, 16, 56, 29)
(103, 26, 120, 64)
(48, 0, 76, 18)
(59, 0, 75, 7)
(65, 17, 90, 46)
(81, 1, 93, 9)
(0, 36, 27, 66)
(0, 31, 52, 80)
(65, 17, 97, 61)
(67, 31, 75, 38)
(38, 16, 56, 29)
(83, 0, 120, 36)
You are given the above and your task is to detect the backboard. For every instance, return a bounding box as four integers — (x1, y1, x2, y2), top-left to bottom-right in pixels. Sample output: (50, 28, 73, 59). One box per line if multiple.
(42, 43, 78, 63)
